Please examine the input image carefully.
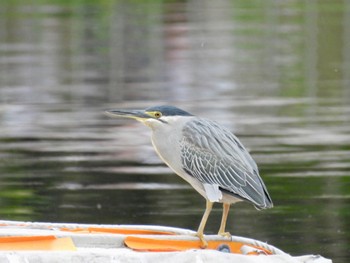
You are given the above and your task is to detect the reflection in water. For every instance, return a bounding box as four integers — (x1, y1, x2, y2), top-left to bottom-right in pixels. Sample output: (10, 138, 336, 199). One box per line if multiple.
(0, 1, 349, 262)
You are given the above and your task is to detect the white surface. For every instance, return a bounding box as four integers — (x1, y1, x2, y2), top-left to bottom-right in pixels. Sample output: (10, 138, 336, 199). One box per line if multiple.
(0, 249, 331, 263)
(0, 220, 332, 263)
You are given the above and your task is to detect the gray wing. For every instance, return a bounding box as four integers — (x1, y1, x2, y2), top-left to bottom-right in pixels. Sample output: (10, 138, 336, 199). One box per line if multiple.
(180, 118, 272, 209)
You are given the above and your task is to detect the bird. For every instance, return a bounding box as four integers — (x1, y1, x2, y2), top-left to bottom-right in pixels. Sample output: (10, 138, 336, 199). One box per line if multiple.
(106, 105, 273, 248)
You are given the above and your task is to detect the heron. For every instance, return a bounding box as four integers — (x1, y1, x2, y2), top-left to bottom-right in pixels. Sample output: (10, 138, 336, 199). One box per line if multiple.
(106, 105, 273, 247)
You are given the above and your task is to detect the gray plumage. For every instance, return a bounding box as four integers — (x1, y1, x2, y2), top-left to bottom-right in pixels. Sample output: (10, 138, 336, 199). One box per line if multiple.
(106, 105, 273, 247)
(180, 118, 272, 209)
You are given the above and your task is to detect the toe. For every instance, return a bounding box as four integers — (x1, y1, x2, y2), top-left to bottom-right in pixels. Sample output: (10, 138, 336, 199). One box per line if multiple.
(218, 231, 231, 238)
(196, 233, 208, 249)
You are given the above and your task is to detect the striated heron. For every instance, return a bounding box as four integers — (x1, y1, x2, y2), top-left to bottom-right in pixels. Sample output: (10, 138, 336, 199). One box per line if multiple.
(106, 105, 273, 247)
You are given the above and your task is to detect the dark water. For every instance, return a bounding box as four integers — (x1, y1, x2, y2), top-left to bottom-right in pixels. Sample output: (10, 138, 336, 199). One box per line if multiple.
(0, 0, 349, 262)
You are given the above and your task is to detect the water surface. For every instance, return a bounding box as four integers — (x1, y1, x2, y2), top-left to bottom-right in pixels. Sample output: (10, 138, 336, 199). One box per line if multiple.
(0, 1, 349, 262)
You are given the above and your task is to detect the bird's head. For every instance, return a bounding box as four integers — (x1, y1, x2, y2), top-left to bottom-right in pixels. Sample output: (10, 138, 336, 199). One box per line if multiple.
(105, 105, 193, 129)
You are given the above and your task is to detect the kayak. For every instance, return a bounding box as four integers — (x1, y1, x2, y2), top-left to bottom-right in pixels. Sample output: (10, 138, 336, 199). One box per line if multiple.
(0, 220, 331, 263)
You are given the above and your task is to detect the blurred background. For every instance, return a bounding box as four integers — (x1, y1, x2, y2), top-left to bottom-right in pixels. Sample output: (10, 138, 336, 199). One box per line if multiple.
(0, 0, 349, 261)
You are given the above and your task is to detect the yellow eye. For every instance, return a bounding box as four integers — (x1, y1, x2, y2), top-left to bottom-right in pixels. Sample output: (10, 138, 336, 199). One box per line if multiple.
(154, 112, 162, 118)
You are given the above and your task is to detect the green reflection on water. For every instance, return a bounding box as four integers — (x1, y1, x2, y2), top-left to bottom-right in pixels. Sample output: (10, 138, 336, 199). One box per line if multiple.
(0, 164, 349, 261)
(1, 0, 350, 262)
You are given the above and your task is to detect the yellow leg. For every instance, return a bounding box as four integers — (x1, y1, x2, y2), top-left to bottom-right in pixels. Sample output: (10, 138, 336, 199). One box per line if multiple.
(197, 200, 213, 248)
(218, 203, 231, 237)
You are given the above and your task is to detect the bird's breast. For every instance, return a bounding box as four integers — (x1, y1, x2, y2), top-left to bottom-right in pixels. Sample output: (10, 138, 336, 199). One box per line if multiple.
(151, 131, 182, 172)
(150, 119, 192, 179)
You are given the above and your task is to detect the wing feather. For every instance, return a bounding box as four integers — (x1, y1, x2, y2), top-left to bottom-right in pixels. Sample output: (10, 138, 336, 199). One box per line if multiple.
(180, 118, 273, 209)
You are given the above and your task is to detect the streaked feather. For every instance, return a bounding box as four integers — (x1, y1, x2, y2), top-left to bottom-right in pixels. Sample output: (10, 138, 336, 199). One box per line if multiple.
(180, 118, 273, 209)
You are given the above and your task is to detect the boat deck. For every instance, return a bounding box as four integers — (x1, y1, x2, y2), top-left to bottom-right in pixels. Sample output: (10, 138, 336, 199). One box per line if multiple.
(0, 220, 331, 263)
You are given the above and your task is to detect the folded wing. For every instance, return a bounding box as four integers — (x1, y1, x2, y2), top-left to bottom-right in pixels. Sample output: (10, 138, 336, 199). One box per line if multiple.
(180, 118, 273, 209)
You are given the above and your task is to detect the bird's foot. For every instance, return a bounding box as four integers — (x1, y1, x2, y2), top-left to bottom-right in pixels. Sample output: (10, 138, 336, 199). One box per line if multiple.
(194, 233, 208, 249)
(218, 231, 231, 238)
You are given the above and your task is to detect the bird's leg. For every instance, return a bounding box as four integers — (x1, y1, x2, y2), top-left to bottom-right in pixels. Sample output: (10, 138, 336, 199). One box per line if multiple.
(196, 200, 213, 248)
(218, 203, 231, 238)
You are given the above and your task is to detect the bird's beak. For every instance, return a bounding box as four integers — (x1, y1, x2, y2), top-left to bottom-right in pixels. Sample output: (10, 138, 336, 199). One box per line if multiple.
(105, 109, 152, 121)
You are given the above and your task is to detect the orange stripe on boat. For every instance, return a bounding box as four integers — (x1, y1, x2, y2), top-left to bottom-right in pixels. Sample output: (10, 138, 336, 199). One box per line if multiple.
(0, 236, 76, 251)
(124, 236, 273, 255)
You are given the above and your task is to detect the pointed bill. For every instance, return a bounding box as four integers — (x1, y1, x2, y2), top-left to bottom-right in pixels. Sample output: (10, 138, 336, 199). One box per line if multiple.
(105, 109, 152, 121)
